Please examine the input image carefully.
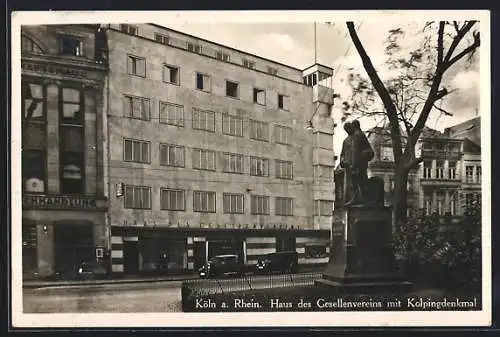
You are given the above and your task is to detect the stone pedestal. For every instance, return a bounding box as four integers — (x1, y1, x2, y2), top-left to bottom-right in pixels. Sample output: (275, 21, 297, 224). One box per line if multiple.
(315, 205, 412, 295)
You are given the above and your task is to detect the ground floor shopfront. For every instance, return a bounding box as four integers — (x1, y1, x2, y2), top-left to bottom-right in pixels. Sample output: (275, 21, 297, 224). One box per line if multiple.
(22, 195, 108, 280)
(110, 226, 331, 276)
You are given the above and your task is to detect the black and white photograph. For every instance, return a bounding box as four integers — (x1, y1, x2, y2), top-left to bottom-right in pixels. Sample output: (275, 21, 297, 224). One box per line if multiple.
(11, 10, 491, 327)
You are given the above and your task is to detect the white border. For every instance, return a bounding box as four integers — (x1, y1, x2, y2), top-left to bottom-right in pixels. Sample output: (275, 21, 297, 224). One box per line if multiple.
(11, 10, 491, 328)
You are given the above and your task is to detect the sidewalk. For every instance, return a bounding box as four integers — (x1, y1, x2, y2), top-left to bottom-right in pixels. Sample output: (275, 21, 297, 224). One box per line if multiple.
(23, 273, 199, 289)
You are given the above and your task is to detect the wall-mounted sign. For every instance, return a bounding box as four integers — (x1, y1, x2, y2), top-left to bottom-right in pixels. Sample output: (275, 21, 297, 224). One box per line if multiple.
(22, 61, 88, 78)
(23, 195, 107, 211)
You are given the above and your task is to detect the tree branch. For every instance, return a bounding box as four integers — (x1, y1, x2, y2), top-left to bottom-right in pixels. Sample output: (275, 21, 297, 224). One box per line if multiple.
(433, 103, 454, 116)
(346, 21, 403, 158)
(437, 21, 445, 65)
(445, 31, 481, 70)
(444, 21, 477, 64)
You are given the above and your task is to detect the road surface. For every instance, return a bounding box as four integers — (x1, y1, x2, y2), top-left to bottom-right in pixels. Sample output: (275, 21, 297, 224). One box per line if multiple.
(23, 272, 321, 313)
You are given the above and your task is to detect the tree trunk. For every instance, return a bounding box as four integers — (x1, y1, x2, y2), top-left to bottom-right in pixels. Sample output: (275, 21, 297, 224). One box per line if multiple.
(393, 164, 409, 232)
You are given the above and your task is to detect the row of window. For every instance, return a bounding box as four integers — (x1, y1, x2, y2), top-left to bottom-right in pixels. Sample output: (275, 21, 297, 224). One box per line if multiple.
(123, 139, 294, 179)
(123, 97, 294, 144)
(124, 186, 295, 215)
(422, 161, 481, 183)
(121, 24, 280, 77)
(126, 55, 291, 110)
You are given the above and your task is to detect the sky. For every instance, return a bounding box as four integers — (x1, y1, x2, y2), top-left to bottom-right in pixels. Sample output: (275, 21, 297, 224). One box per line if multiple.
(162, 19, 481, 155)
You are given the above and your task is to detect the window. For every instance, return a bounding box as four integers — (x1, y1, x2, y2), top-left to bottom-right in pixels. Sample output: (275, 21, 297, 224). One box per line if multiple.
(187, 42, 201, 53)
(124, 185, 151, 209)
(223, 193, 244, 214)
(476, 166, 482, 184)
(250, 156, 269, 177)
(226, 80, 239, 98)
(59, 87, 85, 195)
(389, 178, 395, 192)
(159, 102, 183, 126)
(192, 148, 216, 171)
(466, 166, 474, 183)
(192, 108, 215, 132)
(380, 146, 394, 161)
(275, 197, 293, 216)
(23, 150, 46, 193)
(124, 95, 150, 120)
(196, 73, 211, 92)
(193, 191, 216, 213)
(243, 59, 255, 69)
(253, 88, 266, 105)
(127, 55, 146, 77)
(250, 120, 269, 141)
(124, 139, 150, 163)
(423, 161, 432, 179)
(314, 165, 334, 181)
(315, 200, 333, 216)
(154, 33, 169, 45)
(267, 66, 278, 75)
(305, 245, 328, 259)
(465, 193, 474, 209)
(436, 193, 445, 215)
(21, 35, 43, 54)
(160, 189, 185, 211)
(275, 125, 292, 145)
(407, 179, 412, 192)
(450, 192, 458, 215)
(163, 65, 180, 84)
(59, 35, 84, 56)
(120, 24, 138, 35)
(222, 114, 243, 137)
(159, 144, 185, 167)
(216, 51, 230, 62)
(222, 152, 244, 174)
(424, 195, 432, 216)
(278, 94, 290, 110)
(275, 160, 293, 180)
(436, 161, 444, 179)
(448, 162, 457, 179)
(22, 82, 45, 122)
(251, 195, 270, 215)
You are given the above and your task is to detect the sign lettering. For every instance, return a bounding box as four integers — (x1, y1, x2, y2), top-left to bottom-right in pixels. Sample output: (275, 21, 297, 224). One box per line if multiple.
(22, 195, 104, 210)
(22, 61, 88, 78)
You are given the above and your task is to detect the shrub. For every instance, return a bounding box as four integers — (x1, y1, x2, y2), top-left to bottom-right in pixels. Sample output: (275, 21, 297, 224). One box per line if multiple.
(393, 199, 481, 293)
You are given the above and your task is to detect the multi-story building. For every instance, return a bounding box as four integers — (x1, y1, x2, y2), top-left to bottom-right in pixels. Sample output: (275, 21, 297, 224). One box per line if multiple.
(20, 25, 108, 279)
(102, 24, 336, 276)
(365, 117, 481, 221)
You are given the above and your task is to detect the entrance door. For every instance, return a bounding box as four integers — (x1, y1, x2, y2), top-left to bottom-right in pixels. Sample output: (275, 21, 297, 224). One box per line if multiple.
(193, 241, 206, 269)
(123, 241, 139, 275)
(54, 223, 94, 280)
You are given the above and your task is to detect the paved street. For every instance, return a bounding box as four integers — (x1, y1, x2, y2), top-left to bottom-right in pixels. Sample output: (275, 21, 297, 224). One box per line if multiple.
(23, 281, 184, 313)
(23, 272, 321, 313)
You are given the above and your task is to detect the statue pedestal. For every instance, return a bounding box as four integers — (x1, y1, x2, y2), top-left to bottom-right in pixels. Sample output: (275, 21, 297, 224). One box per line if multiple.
(315, 205, 412, 295)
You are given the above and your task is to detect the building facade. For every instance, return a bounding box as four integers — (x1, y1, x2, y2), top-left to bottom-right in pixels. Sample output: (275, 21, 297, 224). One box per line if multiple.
(21, 25, 108, 279)
(102, 24, 336, 276)
(365, 118, 481, 221)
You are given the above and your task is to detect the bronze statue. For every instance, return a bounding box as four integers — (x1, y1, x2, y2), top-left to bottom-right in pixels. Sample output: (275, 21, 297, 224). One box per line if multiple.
(340, 120, 374, 206)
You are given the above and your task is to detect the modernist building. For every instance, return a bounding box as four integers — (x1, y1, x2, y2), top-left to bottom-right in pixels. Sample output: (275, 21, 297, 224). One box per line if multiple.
(365, 117, 481, 221)
(20, 25, 108, 279)
(102, 24, 336, 276)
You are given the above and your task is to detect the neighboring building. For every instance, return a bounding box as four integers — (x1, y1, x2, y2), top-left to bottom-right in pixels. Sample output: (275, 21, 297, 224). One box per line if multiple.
(365, 117, 481, 222)
(20, 25, 108, 279)
(102, 24, 336, 276)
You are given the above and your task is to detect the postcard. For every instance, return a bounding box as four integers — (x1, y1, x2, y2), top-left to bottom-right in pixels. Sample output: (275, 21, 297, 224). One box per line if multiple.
(11, 9, 491, 328)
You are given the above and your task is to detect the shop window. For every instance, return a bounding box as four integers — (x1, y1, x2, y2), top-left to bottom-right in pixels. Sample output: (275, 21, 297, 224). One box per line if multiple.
(22, 222, 38, 277)
(276, 237, 296, 252)
(304, 245, 328, 259)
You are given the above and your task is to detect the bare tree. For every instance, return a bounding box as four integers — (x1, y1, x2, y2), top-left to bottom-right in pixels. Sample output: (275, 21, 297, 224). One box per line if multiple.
(343, 21, 480, 228)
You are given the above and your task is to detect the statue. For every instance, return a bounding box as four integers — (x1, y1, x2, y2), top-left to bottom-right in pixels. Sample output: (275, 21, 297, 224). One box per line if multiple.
(340, 120, 374, 206)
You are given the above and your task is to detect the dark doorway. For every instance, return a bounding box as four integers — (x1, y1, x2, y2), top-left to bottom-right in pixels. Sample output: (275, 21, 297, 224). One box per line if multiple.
(54, 223, 94, 280)
(276, 236, 296, 252)
(193, 241, 206, 269)
(123, 241, 139, 275)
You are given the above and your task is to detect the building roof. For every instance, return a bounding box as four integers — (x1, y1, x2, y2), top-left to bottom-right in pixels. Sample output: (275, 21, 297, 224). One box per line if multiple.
(445, 116, 481, 146)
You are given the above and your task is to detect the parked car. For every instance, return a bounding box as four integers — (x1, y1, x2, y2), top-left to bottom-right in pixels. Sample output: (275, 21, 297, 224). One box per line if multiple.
(255, 251, 299, 275)
(76, 262, 109, 280)
(198, 254, 245, 278)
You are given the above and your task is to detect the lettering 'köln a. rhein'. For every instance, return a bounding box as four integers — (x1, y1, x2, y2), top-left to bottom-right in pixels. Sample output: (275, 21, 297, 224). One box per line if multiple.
(12, 10, 490, 328)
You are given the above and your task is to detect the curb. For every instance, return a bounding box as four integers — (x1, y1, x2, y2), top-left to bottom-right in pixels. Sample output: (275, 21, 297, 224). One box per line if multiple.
(23, 276, 199, 289)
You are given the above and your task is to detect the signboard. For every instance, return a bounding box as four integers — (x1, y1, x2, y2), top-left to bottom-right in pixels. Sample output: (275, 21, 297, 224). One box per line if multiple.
(22, 195, 107, 211)
(22, 61, 88, 78)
